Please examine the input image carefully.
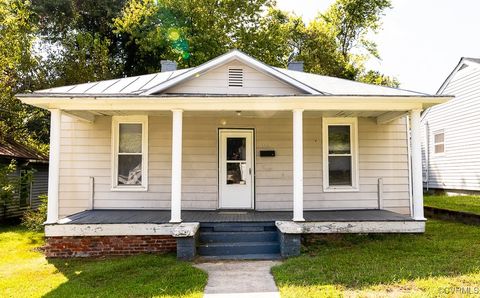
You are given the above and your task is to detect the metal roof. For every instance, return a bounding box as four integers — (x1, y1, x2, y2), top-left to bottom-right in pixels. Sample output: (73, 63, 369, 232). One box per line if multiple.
(0, 139, 48, 162)
(32, 50, 430, 97)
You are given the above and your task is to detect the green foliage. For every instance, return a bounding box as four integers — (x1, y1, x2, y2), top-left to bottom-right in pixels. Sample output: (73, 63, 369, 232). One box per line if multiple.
(359, 69, 400, 87)
(0, 160, 18, 218)
(21, 194, 47, 231)
(0, 0, 49, 149)
(300, 0, 395, 83)
(113, 0, 285, 74)
(322, 0, 392, 58)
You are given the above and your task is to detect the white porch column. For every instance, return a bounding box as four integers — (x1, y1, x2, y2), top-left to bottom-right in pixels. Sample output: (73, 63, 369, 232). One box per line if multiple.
(293, 109, 305, 221)
(46, 109, 61, 223)
(170, 109, 183, 223)
(410, 109, 425, 220)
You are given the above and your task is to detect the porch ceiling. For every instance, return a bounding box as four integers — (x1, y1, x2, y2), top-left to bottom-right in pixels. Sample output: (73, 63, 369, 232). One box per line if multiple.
(64, 109, 406, 124)
(79, 110, 389, 117)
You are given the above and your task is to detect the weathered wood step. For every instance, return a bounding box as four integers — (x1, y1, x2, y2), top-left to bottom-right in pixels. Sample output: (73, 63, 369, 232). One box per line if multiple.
(198, 241, 280, 256)
(199, 231, 278, 243)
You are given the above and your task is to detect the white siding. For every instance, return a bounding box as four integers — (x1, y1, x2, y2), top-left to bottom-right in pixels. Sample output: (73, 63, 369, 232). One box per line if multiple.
(164, 60, 305, 95)
(422, 64, 480, 191)
(58, 114, 410, 217)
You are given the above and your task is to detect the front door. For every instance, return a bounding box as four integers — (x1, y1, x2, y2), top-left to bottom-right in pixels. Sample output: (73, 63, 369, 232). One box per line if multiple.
(219, 129, 254, 209)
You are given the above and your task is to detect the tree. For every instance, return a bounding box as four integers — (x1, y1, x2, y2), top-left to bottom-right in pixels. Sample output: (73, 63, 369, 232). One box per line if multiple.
(113, 0, 304, 74)
(298, 0, 397, 86)
(0, 0, 49, 150)
(322, 0, 392, 59)
(32, 0, 126, 86)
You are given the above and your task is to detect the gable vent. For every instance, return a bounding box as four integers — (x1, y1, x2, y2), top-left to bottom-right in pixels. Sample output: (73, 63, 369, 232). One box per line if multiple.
(228, 68, 244, 87)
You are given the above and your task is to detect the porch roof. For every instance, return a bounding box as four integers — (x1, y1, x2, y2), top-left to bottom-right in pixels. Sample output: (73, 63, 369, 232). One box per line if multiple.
(57, 209, 415, 225)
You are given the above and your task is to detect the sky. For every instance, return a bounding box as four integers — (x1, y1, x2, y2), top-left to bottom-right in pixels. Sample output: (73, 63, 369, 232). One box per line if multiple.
(276, 0, 480, 94)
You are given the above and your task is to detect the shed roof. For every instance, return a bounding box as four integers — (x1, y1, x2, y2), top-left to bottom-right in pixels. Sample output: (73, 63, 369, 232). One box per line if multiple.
(0, 139, 48, 162)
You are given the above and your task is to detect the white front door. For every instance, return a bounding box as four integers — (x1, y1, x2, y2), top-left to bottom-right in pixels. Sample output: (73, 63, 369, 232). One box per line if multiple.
(219, 129, 254, 209)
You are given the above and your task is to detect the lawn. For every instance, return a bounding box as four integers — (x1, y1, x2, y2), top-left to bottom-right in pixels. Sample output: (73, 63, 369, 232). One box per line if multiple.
(424, 194, 480, 215)
(0, 225, 207, 298)
(272, 220, 480, 297)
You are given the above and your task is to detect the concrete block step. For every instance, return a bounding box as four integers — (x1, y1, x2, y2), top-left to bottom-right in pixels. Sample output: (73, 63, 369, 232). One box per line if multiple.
(198, 241, 280, 256)
(199, 231, 278, 243)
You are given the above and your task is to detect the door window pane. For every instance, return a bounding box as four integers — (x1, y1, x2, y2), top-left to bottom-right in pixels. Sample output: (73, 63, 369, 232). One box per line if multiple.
(119, 124, 142, 153)
(227, 137, 246, 161)
(226, 162, 247, 184)
(328, 156, 352, 186)
(118, 155, 142, 185)
(328, 126, 351, 154)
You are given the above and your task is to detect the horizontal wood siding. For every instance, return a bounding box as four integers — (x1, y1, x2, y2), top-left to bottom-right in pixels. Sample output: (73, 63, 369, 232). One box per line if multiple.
(165, 61, 304, 95)
(422, 65, 480, 191)
(59, 115, 172, 217)
(58, 114, 410, 217)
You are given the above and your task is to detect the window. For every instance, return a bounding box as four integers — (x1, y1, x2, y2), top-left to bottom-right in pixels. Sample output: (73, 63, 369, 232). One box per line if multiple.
(228, 68, 243, 87)
(434, 130, 445, 154)
(322, 117, 358, 192)
(112, 116, 148, 191)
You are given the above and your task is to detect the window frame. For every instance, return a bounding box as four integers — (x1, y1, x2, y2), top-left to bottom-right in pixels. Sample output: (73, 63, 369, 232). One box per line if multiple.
(322, 117, 359, 192)
(433, 130, 445, 155)
(111, 115, 149, 191)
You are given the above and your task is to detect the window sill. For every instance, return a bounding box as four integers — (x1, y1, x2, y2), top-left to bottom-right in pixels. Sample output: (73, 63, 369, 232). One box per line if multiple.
(323, 187, 359, 193)
(111, 186, 148, 192)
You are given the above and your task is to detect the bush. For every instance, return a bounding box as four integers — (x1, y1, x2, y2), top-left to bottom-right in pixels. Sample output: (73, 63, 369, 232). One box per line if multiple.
(22, 195, 47, 231)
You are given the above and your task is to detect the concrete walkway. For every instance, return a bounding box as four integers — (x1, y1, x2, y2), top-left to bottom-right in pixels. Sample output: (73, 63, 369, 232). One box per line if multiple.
(195, 261, 281, 298)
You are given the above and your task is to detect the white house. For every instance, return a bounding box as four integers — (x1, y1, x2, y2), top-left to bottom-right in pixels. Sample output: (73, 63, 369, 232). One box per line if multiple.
(422, 57, 480, 193)
(18, 50, 449, 260)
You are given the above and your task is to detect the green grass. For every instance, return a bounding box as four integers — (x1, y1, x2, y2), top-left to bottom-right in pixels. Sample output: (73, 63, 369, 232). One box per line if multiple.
(424, 195, 480, 215)
(272, 220, 480, 297)
(0, 225, 207, 298)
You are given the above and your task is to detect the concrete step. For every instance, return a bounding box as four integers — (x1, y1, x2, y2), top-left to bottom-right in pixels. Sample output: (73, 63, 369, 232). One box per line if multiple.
(198, 241, 280, 256)
(200, 231, 278, 243)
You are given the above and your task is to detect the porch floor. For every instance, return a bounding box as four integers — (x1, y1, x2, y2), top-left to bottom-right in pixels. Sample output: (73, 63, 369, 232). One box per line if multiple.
(60, 209, 414, 224)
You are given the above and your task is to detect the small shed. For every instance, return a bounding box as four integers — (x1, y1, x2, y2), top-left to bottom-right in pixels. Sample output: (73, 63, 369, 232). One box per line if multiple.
(0, 139, 48, 220)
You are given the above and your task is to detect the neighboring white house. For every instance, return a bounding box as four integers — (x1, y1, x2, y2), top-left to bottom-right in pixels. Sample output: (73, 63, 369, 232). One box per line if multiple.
(422, 57, 480, 192)
(18, 50, 449, 259)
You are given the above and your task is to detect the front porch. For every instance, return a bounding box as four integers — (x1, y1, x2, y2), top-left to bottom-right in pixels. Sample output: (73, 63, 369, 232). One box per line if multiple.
(44, 209, 424, 260)
(53, 209, 415, 224)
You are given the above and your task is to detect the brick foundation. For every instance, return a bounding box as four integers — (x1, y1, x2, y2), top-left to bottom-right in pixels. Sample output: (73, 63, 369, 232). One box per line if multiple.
(45, 235, 177, 258)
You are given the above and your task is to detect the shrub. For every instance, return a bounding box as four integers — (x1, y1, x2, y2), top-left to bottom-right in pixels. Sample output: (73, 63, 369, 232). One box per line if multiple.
(22, 195, 47, 231)
(0, 160, 18, 218)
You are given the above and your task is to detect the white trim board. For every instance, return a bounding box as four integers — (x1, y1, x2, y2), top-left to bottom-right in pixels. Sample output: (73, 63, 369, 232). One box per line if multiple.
(276, 221, 425, 234)
(45, 222, 200, 237)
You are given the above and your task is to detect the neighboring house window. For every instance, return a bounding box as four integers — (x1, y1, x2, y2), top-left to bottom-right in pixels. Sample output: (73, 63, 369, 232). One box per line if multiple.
(112, 116, 148, 191)
(322, 117, 359, 192)
(434, 130, 445, 154)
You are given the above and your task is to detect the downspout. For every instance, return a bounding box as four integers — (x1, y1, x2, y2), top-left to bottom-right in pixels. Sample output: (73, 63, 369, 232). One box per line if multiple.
(406, 115, 413, 217)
